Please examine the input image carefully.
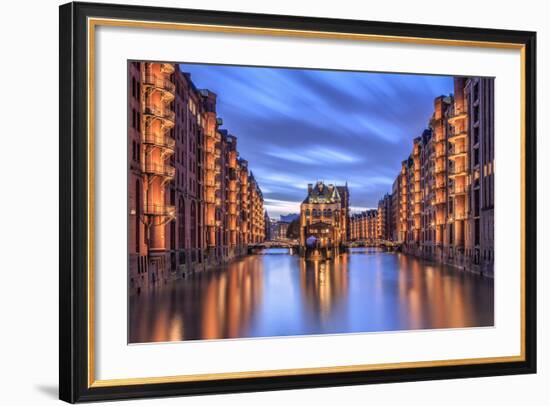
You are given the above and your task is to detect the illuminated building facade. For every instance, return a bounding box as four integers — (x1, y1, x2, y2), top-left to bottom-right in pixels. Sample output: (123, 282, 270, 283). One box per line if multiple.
(380, 77, 494, 275)
(128, 62, 265, 293)
(350, 209, 378, 241)
(300, 182, 348, 254)
(377, 193, 393, 241)
(273, 222, 290, 240)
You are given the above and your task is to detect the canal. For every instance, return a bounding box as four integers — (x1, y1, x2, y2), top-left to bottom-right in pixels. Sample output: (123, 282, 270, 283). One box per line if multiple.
(129, 248, 494, 343)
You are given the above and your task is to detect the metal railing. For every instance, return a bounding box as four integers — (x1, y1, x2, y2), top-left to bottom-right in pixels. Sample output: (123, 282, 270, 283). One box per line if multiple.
(449, 213, 467, 221)
(142, 130, 175, 150)
(142, 162, 175, 178)
(435, 149, 446, 158)
(449, 147, 467, 157)
(434, 165, 446, 174)
(449, 129, 467, 140)
(160, 63, 175, 74)
(450, 185, 468, 195)
(143, 104, 175, 123)
(448, 111, 467, 121)
(143, 74, 176, 94)
(449, 166, 467, 175)
(143, 203, 176, 217)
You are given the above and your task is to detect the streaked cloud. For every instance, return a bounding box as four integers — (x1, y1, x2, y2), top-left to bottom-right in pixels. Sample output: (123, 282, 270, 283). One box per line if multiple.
(266, 145, 360, 165)
(178, 63, 454, 218)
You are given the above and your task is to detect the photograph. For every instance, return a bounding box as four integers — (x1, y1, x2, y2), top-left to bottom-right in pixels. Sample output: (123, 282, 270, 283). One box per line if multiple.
(56, 2, 537, 401)
(127, 61, 495, 344)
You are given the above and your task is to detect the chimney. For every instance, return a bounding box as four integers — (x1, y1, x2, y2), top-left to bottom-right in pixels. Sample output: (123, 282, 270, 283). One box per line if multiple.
(308, 183, 313, 193)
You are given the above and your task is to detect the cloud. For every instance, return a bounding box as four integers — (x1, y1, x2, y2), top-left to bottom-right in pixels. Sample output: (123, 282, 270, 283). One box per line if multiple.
(266, 145, 360, 165)
(178, 63, 454, 210)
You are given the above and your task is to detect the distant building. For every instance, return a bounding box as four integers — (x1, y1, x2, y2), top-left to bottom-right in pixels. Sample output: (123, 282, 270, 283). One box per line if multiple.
(377, 193, 393, 241)
(350, 209, 378, 241)
(299, 182, 348, 255)
(264, 211, 272, 241)
(273, 222, 290, 240)
(280, 213, 299, 223)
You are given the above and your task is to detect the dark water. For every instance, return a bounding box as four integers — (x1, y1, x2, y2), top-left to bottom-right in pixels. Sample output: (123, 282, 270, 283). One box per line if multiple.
(129, 248, 494, 343)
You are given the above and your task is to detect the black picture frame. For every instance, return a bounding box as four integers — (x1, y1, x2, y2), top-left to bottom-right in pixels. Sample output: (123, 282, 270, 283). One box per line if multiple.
(59, 1, 537, 403)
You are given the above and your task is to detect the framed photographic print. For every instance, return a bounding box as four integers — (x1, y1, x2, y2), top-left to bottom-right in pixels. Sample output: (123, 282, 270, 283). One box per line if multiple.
(59, 1, 537, 403)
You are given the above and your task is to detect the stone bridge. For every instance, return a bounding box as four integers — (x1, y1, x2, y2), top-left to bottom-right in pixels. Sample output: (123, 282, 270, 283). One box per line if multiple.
(248, 239, 300, 254)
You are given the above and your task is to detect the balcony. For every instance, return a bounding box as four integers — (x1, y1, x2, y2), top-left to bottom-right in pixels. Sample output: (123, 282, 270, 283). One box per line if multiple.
(143, 203, 176, 218)
(448, 112, 467, 123)
(434, 134, 446, 143)
(450, 186, 468, 196)
(448, 167, 468, 178)
(160, 63, 175, 74)
(143, 104, 175, 127)
(449, 213, 467, 221)
(434, 165, 445, 174)
(142, 162, 175, 178)
(142, 130, 175, 151)
(143, 74, 175, 99)
(448, 130, 467, 141)
(214, 147, 221, 158)
(448, 147, 468, 159)
(163, 109, 175, 122)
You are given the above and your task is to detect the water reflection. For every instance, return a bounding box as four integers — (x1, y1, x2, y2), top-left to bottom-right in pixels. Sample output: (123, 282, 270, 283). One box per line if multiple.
(129, 248, 494, 343)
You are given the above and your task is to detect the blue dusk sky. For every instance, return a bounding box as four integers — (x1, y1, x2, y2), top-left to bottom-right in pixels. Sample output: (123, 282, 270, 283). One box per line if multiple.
(178, 63, 454, 219)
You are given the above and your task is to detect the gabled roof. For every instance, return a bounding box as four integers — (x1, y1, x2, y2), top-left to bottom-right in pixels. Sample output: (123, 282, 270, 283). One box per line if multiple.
(303, 181, 341, 204)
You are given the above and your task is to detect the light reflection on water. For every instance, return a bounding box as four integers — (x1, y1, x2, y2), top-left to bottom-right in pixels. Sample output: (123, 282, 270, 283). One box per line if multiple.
(129, 248, 494, 343)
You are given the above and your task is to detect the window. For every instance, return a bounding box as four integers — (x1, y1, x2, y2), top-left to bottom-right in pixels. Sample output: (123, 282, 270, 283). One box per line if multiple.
(474, 189, 480, 217)
(135, 180, 141, 253)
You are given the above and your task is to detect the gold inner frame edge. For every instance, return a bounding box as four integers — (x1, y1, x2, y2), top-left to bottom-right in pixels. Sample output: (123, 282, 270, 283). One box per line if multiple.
(86, 17, 527, 388)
